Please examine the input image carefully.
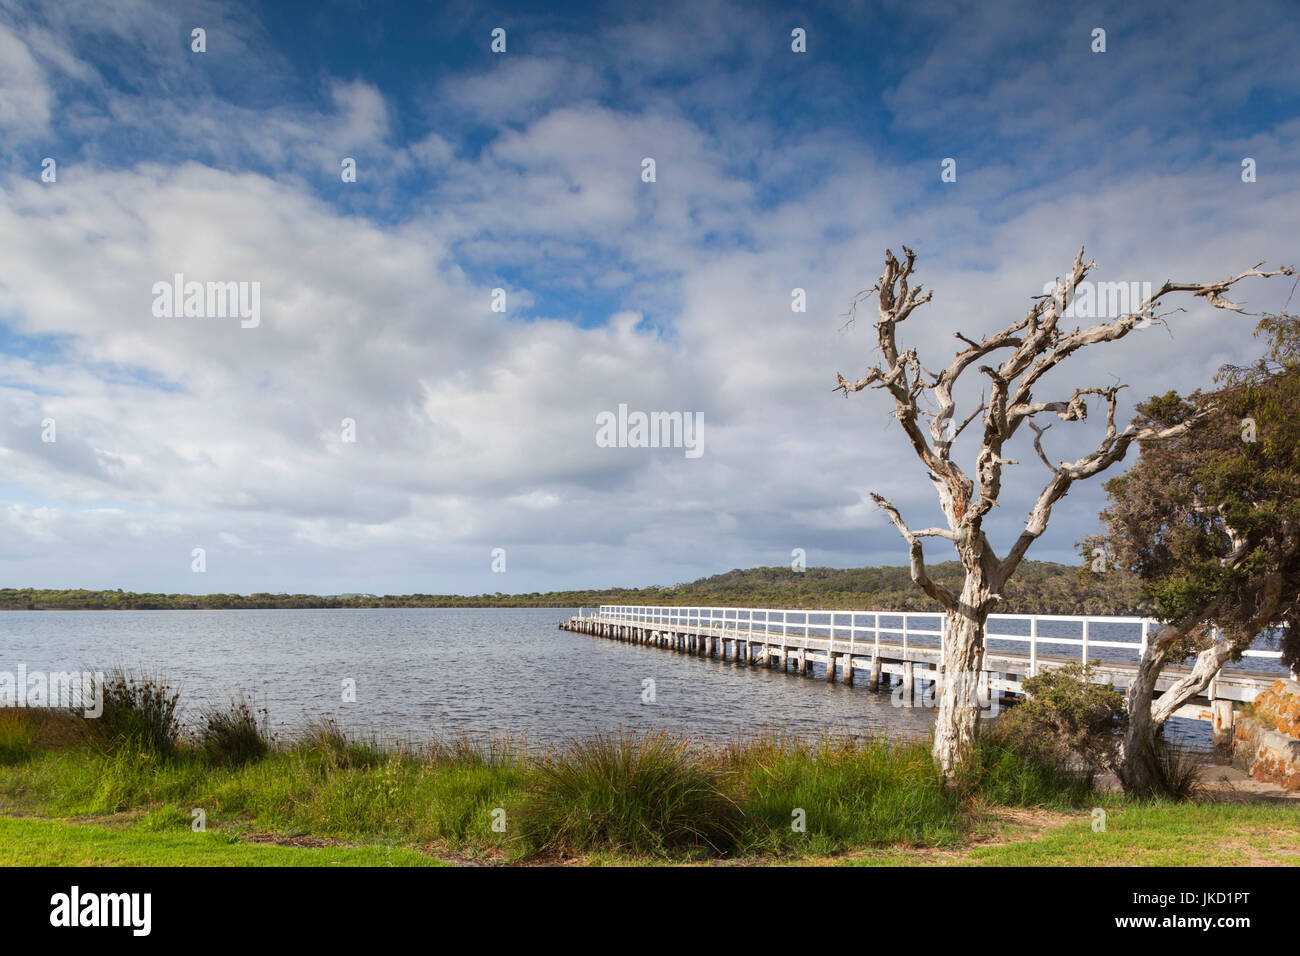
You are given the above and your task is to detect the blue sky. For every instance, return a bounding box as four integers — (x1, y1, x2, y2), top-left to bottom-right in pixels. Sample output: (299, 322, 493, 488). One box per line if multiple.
(1, 0, 1298, 594)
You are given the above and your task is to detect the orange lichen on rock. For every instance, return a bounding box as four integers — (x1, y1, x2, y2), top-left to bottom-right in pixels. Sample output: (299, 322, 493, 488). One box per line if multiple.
(1232, 678, 1300, 790)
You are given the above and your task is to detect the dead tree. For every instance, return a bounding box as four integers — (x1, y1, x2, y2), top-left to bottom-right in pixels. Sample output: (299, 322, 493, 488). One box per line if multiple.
(835, 247, 1293, 782)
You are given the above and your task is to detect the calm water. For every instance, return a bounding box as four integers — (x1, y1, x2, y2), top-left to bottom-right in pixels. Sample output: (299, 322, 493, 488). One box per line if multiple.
(0, 607, 1239, 751)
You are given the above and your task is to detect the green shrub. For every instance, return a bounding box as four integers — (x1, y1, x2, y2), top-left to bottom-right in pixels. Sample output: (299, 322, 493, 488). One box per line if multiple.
(991, 662, 1126, 778)
(515, 731, 744, 858)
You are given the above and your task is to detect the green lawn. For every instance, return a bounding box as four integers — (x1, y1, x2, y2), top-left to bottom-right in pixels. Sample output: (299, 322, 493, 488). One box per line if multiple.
(969, 803, 1300, 866)
(0, 816, 448, 866)
(6, 802, 1295, 867)
(838, 803, 1300, 866)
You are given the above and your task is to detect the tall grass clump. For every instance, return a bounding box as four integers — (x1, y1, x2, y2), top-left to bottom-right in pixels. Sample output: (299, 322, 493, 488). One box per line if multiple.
(516, 731, 744, 858)
(87, 668, 182, 758)
(195, 693, 272, 765)
(0, 707, 86, 765)
(293, 717, 386, 770)
(1148, 736, 1204, 801)
(0, 709, 38, 765)
(727, 731, 963, 855)
(962, 733, 1099, 808)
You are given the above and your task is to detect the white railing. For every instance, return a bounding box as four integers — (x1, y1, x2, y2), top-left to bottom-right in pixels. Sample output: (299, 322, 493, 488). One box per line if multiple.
(575, 605, 1285, 675)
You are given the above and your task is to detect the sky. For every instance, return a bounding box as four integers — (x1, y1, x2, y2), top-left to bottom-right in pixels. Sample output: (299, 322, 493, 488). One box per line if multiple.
(0, 0, 1298, 596)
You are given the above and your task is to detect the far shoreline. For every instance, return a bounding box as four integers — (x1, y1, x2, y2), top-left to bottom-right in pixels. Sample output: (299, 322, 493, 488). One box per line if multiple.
(0, 560, 1150, 616)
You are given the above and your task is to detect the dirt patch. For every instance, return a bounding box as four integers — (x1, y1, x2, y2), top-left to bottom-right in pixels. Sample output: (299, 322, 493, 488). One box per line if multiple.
(1197, 764, 1300, 805)
(240, 831, 342, 849)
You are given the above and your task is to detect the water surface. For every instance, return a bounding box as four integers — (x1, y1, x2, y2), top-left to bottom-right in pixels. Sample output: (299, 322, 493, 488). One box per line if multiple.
(0, 607, 1235, 751)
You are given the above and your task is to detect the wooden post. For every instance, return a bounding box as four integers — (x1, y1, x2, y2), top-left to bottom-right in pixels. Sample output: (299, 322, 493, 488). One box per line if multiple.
(1212, 699, 1235, 750)
(825, 652, 837, 683)
(843, 654, 854, 686)
(869, 656, 882, 691)
(1029, 616, 1038, 678)
(902, 661, 914, 704)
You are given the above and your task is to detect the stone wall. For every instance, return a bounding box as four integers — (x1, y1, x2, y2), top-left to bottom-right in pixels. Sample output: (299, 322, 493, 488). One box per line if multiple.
(1232, 678, 1300, 790)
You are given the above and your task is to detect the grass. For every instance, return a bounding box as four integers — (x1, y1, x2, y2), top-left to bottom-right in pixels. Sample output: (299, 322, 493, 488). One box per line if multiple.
(195, 693, 272, 765)
(0, 683, 1292, 866)
(964, 803, 1300, 866)
(516, 731, 745, 857)
(91, 668, 183, 758)
(723, 731, 968, 855)
(0, 709, 1096, 864)
(0, 815, 446, 866)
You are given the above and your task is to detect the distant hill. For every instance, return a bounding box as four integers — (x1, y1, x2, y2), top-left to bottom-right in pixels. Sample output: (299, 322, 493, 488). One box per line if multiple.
(0, 561, 1146, 614)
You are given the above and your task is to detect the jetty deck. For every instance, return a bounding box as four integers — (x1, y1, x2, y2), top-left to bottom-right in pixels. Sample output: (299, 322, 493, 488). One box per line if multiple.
(559, 605, 1288, 740)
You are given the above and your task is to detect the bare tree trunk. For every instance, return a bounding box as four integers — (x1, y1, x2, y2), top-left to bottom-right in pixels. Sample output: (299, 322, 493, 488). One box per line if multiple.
(1118, 624, 1236, 796)
(933, 566, 991, 781)
(1118, 640, 1169, 797)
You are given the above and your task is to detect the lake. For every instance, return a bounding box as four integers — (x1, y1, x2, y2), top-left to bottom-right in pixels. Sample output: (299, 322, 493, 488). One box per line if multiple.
(0, 607, 1228, 750)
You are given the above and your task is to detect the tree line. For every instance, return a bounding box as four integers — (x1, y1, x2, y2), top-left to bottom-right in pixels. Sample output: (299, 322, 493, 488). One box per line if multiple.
(0, 559, 1143, 613)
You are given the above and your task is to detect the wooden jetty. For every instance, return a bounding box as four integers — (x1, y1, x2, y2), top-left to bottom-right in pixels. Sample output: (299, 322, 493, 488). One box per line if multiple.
(559, 605, 1288, 744)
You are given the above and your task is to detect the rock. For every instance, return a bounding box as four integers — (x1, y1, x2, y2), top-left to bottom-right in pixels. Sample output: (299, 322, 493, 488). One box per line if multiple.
(1232, 678, 1300, 790)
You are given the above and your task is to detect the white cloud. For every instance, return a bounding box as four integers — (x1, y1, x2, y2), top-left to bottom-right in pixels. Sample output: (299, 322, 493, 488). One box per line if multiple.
(1, 1, 1298, 595)
(0, 23, 51, 135)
